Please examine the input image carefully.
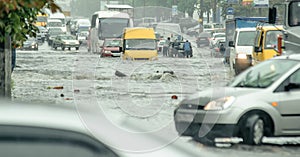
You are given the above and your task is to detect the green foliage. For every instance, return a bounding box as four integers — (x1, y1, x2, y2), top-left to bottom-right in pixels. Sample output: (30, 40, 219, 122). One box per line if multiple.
(0, 0, 60, 46)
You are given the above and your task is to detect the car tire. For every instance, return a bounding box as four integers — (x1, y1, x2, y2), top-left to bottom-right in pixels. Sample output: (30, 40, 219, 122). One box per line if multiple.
(62, 47, 65, 51)
(241, 114, 264, 145)
(68, 47, 71, 51)
(76, 47, 79, 50)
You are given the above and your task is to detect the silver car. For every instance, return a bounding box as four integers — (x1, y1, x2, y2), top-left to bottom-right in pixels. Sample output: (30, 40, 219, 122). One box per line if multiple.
(174, 54, 300, 145)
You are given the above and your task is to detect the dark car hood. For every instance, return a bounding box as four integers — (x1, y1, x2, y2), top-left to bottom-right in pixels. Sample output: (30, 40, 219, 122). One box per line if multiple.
(181, 87, 261, 106)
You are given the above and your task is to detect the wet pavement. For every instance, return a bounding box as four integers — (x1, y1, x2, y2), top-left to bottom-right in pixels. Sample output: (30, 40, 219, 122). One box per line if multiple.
(11, 39, 300, 157)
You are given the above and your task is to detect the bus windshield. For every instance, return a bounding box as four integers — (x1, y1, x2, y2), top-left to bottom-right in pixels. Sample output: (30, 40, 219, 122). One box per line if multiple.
(98, 18, 129, 39)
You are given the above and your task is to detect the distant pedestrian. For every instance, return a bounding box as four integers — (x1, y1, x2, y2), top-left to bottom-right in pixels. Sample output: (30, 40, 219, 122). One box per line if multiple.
(163, 37, 171, 56)
(183, 40, 192, 58)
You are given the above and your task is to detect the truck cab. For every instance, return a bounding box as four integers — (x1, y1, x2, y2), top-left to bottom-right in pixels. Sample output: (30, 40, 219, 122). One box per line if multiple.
(253, 25, 284, 65)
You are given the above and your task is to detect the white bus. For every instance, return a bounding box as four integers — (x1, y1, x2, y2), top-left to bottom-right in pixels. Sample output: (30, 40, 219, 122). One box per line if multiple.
(88, 11, 133, 53)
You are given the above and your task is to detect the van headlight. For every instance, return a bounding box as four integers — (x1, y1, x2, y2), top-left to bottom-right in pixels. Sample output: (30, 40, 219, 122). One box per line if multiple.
(204, 96, 235, 110)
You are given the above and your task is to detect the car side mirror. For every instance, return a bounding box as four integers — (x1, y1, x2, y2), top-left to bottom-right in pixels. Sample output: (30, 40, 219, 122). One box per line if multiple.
(228, 41, 234, 47)
(284, 83, 300, 91)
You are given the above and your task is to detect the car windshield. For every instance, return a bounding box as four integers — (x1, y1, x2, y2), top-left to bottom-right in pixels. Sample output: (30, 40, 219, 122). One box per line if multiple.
(229, 59, 298, 88)
(61, 36, 74, 40)
(104, 39, 121, 47)
(214, 33, 225, 38)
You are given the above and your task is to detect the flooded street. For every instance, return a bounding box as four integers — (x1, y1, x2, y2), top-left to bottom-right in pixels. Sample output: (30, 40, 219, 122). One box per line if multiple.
(11, 39, 300, 156)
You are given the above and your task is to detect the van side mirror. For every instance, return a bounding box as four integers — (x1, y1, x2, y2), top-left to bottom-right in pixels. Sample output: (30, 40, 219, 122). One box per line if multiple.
(228, 41, 234, 47)
(119, 47, 123, 52)
(269, 7, 277, 24)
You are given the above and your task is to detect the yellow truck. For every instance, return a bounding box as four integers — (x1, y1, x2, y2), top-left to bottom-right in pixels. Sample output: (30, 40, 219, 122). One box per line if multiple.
(253, 25, 284, 65)
(120, 27, 158, 60)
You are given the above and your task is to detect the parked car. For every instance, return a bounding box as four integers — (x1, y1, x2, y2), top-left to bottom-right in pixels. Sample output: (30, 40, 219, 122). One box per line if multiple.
(36, 26, 48, 43)
(174, 54, 300, 146)
(211, 39, 226, 57)
(0, 100, 205, 157)
(209, 32, 226, 48)
(196, 32, 211, 47)
(100, 38, 122, 57)
(76, 31, 89, 45)
(186, 25, 202, 37)
(47, 27, 64, 46)
(157, 39, 165, 53)
(52, 34, 80, 51)
(19, 37, 38, 51)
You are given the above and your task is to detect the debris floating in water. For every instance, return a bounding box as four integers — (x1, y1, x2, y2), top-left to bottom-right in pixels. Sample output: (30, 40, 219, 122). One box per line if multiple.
(115, 70, 127, 77)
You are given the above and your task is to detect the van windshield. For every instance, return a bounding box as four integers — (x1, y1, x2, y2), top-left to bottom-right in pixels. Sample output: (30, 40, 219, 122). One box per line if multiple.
(237, 31, 256, 46)
(125, 39, 156, 50)
(47, 22, 62, 27)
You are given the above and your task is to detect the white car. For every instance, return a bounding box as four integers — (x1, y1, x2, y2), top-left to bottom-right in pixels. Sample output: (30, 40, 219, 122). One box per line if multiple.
(209, 32, 225, 48)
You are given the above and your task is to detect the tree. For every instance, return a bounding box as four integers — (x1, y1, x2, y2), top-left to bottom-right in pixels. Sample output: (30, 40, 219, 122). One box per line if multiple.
(0, 0, 60, 44)
(177, 0, 197, 17)
(0, 0, 60, 98)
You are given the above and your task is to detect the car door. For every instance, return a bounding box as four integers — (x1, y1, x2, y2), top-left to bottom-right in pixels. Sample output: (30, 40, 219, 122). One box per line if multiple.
(275, 68, 300, 135)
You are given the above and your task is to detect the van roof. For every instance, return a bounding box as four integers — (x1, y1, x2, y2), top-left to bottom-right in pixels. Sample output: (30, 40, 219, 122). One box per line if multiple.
(93, 11, 130, 18)
(123, 27, 155, 39)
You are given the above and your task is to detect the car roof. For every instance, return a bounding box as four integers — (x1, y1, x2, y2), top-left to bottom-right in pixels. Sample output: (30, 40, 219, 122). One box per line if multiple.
(0, 100, 211, 156)
(0, 100, 88, 134)
(273, 54, 300, 61)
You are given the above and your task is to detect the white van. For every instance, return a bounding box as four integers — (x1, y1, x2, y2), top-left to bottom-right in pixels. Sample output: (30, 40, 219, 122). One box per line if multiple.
(46, 19, 65, 33)
(48, 12, 67, 33)
(229, 27, 257, 75)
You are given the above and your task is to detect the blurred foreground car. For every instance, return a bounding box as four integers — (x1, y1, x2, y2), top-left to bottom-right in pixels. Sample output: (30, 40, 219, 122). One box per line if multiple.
(52, 34, 80, 51)
(19, 37, 38, 51)
(0, 100, 206, 157)
(100, 38, 122, 57)
(174, 54, 300, 146)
